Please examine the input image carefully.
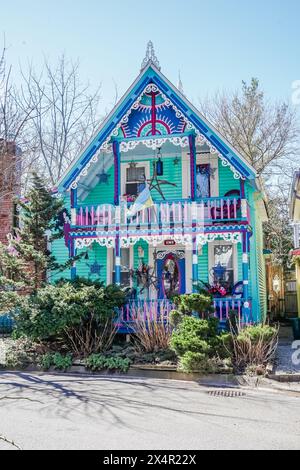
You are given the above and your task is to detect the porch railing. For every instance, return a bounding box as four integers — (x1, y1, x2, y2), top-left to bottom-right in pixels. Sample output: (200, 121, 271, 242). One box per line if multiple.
(116, 298, 252, 330)
(118, 299, 175, 324)
(73, 197, 248, 230)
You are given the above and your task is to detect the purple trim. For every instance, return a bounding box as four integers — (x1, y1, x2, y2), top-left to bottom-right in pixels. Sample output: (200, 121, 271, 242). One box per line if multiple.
(240, 180, 246, 199)
(70, 189, 75, 208)
(113, 141, 120, 206)
(151, 92, 156, 136)
(189, 135, 196, 200)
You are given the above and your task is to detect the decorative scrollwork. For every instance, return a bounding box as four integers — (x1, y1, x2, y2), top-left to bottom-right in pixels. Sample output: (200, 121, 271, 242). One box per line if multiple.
(69, 80, 245, 190)
(75, 237, 115, 250)
(197, 232, 242, 246)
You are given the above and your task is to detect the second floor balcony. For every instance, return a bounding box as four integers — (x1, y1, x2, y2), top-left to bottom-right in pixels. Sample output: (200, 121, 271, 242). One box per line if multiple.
(71, 196, 250, 234)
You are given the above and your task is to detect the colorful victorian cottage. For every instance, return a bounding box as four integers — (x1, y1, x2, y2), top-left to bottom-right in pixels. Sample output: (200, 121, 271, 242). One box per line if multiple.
(52, 43, 268, 326)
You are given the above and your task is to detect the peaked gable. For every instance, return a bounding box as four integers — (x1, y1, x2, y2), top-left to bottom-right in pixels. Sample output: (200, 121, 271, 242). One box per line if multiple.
(58, 64, 257, 192)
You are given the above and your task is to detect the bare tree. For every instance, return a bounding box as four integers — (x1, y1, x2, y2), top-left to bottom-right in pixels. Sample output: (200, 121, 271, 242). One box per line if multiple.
(22, 55, 102, 185)
(199, 78, 299, 177)
(0, 42, 37, 202)
(264, 187, 294, 267)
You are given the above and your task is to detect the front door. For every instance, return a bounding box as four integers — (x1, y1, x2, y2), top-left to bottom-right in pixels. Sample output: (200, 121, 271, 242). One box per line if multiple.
(157, 250, 186, 299)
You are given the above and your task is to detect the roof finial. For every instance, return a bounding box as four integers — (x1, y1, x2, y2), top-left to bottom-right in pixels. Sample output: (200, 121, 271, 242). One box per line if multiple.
(141, 41, 161, 72)
(178, 70, 185, 95)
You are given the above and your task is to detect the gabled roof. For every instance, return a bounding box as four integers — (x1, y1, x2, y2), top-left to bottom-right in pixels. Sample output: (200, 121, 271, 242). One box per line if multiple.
(58, 62, 258, 192)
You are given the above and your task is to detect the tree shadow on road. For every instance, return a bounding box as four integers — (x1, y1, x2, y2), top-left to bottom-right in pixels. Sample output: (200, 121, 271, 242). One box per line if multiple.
(0, 371, 297, 435)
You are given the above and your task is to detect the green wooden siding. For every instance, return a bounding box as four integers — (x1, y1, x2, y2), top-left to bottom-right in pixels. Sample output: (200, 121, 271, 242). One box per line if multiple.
(50, 196, 71, 283)
(83, 166, 115, 205)
(254, 202, 267, 321)
(76, 244, 107, 283)
(218, 162, 240, 196)
(50, 156, 266, 322)
(49, 237, 71, 282)
(247, 187, 267, 322)
(198, 245, 209, 283)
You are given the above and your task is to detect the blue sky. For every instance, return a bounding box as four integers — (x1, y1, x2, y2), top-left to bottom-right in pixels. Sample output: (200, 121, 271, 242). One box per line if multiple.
(1, 0, 299, 112)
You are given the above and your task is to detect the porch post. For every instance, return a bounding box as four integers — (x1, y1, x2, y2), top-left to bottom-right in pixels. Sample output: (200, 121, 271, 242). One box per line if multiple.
(113, 139, 121, 285)
(113, 140, 121, 206)
(70, 188, 77, 225)
(240, 179, 249, 222)
(115, 235, 121, 286)
(69, 238, 77, 280)
(192, 202, 198, 292)
(242, 231, 251, 320)
(115, 206, 121, 286)
(189, 134, 197, 201)
(240, 179, 245, 199)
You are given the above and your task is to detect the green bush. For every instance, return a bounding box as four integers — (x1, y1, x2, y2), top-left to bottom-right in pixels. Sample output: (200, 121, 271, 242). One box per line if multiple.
(4, 339, 38, 370)
(170, 316, 219, 357)
(173, 293, 214, 317)
(38, 352, 73, 371)
(179, 352, 220, 374)
(85, 354, 131, 373)
(169, 309, 182, 328)
(39, 353, 53, 371)
(237, 324, 277, 344)
(14, 283, 126, 356)
(170, 316, 230, 373)
(52, 353, 73, 371)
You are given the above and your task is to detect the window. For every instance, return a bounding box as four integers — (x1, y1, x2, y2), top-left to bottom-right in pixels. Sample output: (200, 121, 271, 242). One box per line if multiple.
(213, 245, 234, 288)
(125, 166, 146, 197)
(196, 164, 211, 198)
(113, 248, 131, 287)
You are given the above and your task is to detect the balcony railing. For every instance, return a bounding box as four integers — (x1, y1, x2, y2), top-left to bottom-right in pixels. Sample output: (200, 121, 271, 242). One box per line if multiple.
(72, 197, 248, 231)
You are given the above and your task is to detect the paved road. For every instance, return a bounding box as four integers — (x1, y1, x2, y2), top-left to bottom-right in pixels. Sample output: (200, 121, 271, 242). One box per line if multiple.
(0, 372, 299, 450)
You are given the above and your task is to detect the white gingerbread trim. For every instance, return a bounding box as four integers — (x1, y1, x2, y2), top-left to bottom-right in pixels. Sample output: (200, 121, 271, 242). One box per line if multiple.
(69, 84, 245, 190)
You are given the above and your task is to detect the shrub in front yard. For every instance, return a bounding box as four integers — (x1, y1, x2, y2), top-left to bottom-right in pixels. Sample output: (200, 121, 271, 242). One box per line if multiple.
(13, 282, 126, 357)
(173, 293, 214, 319)
(170, 316, 231, 373)
(179, 352, 223, 374)
(4, 339, 40, 370)
(85, 354, 131, 373)
(228, 323, 279, 375)
(38, 352, 73, 371)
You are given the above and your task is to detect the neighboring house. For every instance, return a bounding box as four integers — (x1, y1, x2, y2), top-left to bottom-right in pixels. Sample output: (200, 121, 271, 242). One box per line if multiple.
(52, 43, 268, 326)
(290, 170, 300, 316)
(0, 140, 20, 244)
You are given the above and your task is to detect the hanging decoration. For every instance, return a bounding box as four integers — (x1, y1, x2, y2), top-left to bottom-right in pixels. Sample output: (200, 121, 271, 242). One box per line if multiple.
(156, 148, 164, 176)
(130, 258, 159, 294)
(146, 159, 176, 201)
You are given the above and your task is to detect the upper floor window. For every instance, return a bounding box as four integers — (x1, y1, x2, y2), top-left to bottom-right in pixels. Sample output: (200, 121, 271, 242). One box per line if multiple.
(125, 166, 146, 197)
(196, 164, 211, 199)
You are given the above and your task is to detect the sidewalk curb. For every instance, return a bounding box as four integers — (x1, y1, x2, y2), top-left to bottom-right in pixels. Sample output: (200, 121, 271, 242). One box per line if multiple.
(266, 373, 300, 383)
